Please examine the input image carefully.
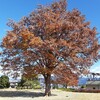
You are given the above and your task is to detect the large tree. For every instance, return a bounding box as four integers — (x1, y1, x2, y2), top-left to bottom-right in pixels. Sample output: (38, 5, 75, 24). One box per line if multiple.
(0, 0, 100, 96)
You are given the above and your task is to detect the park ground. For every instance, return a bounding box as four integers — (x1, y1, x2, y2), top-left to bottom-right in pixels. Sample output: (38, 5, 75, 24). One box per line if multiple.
(0, 89, 100, 100)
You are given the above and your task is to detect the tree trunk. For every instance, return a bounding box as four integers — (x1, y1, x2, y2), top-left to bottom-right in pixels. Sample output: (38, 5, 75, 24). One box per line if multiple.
(63, 84, 67, 88)
(44, 74, 51, 96)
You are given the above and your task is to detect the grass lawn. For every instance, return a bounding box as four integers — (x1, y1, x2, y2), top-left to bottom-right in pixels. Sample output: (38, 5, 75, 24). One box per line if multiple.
(0, 88, 100, 100)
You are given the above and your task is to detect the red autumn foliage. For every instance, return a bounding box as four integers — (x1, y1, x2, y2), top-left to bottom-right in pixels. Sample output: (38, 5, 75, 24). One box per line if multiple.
(0, 0, 100, 96)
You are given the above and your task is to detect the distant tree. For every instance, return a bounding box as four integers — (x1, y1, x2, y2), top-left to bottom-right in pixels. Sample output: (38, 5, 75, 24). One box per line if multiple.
(18, 76, 40, 89)
(18, 77, 26, 87)
(0, 75, 10, 88)
(0, 77, 4, 88)
(0, 0, 100, 96)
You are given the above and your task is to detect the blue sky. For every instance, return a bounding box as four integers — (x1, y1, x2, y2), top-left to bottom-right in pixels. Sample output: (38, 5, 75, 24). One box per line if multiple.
(0, 0, 100, 73)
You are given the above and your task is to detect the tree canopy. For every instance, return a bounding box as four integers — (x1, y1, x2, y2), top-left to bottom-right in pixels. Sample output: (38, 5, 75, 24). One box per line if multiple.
(0, 75, 10, 88)
(18, 76, 40, 89)
(0, 0, 100, 95)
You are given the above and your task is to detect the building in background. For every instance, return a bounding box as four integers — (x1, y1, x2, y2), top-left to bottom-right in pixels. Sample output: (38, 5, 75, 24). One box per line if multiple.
(86, 73, 100, 90)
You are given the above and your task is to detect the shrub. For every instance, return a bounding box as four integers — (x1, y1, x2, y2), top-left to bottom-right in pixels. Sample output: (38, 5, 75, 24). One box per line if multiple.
(74, 89, 100, 93)
(58, 88, 75, 92)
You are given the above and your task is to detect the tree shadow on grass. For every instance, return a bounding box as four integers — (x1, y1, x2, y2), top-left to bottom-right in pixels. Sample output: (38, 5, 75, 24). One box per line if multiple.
(0, 90, 44, 98)
(0, 90, 57, 98)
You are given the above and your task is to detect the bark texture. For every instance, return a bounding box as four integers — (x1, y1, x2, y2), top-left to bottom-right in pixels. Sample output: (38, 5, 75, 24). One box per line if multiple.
(44, 74, 51, 96)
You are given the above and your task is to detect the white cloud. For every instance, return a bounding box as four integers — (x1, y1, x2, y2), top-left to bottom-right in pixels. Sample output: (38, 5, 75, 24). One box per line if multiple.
(90, 66, 100, 73)
(0, 70, 3, 76)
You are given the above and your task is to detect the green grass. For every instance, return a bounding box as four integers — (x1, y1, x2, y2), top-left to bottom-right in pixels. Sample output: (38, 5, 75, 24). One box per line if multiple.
(58, 88, 75, 92)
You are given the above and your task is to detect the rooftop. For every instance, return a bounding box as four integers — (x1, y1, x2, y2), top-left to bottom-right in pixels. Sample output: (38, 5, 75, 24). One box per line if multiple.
(86, 80, 100, 85)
